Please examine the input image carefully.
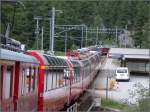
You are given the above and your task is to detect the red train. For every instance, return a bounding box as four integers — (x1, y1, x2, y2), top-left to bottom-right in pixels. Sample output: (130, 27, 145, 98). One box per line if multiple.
(0, 48, 39, 111)
(88, 45, 110, 55)
(29, 50, 101, 111)
(1, 45, 102, 111)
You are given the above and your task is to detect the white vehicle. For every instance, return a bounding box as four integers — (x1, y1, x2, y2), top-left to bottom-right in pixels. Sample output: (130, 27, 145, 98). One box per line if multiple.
(115, 67, 130, 81)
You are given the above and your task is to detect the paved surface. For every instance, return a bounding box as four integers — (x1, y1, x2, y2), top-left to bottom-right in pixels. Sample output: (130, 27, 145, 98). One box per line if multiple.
(91, 58, 149, 104)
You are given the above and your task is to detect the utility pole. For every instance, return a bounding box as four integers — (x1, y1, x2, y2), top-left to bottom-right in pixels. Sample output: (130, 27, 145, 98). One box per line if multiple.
(33, 16, 42, 50)
(96, 27, 98, 45)
(85, 26, 87, 47)
(106, 75, 109, 100)
(36, 19, 39, 49)
(49, 15, 52, 51)
(50, 7, 62, 53)
(65, 32, 67, 53)
(41, 27, 43, 50)
(115, 26, 118, 46)
(81, 26, 84, 48)
(51, 7, 55, 53)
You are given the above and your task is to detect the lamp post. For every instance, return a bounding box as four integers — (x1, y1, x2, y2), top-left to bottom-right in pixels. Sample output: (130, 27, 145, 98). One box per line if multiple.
(41, 27, 43, 50)
(85, 26, 87, 47)
(96, 27, 98, 45)
(81, 26, 84, 48)
(51, 7, 55, 53)
(50, 7, 62, 53)
(65, 32, 67, 53)
(33, 16, 42, 50)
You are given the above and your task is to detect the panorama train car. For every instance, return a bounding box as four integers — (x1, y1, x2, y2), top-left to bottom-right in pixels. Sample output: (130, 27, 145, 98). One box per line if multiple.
(0, 37, 102, 112)
(29, 49, 101, 111)
(29, 51, 73, 111)
(0, 48, 39, 111)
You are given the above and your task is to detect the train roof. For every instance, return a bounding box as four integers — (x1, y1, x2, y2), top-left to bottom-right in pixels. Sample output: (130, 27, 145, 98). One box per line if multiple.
(43, 54, 68, 67)
(29, 51, 69, 67)
(0, 48, 38, 63)
(80, 59, 90, 66)
(71, 60, 81, 67)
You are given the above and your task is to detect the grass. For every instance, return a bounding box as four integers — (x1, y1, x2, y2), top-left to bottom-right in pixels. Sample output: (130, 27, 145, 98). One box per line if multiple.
(112, 59, 121, 66)
(54, 51, 65, 56)
(101, 99, 128, 110)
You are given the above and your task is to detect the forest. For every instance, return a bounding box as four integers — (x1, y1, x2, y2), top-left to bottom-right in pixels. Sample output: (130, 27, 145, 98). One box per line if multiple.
(1, 0, 149, 51)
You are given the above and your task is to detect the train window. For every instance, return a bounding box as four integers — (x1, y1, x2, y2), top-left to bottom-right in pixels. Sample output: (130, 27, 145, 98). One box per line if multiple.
(87, 66, 90, 75)
(64, 69, 69, 80)
(21, 67, 31, 95)
(53, 72, 57, 89)
(33, 67, 37, 90)
(75, 69, 78, 82)
(26, 68, 30, 93)
(59, 72, 64, 87)
(75, 68, 77, 82)
(50, 58, 56, 66)
(44, 70, 48, 92)
(77, 69, 79, 82)
(78, 68, 80, 82)
(56, 72, 59, 88)
(72, 70, 75, 83)
(21, 68, 26, 95)
(30, 67, 35, 92)
(47, 71, 53, 91)
(84, 67, 86, 77)
(146, 63, 150, 72)
(4, 66, 13, 99)
(75, 70, 77, 83)
(47, 57, 53, 65)
(35, 67, 39, 92)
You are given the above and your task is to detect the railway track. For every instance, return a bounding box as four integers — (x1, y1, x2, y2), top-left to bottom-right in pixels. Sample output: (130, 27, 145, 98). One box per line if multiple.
(62, 56, 111, 112)
(65, 56, 120, 112)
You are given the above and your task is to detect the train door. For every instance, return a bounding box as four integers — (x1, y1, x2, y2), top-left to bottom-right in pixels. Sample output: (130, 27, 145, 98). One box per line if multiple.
(16, 63, 38, 111)
(0, 60, 15, 111)
(64, 68, 71, 105)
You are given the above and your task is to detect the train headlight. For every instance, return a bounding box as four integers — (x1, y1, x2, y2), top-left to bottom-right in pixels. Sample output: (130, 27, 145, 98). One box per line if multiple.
(40, 65, 48, 69)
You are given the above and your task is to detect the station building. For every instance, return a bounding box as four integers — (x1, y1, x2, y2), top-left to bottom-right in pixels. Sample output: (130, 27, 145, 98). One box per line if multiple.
(108, 48, 150, 74)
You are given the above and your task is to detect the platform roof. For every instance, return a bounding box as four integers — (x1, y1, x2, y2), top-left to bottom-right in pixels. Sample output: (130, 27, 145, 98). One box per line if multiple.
(109, 48, 150, 60)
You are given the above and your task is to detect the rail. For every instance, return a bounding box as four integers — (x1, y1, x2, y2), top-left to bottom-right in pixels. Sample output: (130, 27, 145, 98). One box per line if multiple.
(67, 103, 78, 112)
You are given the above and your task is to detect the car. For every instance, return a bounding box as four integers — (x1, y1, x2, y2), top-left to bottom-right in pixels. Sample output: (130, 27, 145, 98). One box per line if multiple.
(115, 67, 130, 81)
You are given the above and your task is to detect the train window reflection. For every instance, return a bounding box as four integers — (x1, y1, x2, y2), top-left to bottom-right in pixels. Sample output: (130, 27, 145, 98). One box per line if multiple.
(56, 73, 59, 88)
(21, 67, 31, 95)
(53, 73, 57, 89)
(64, 69, 69, 80)
(21, 68, 26, 95)
(47, 71, 53, 91)
(26, 68, 30, 93)
(44, 71, 48, 92)
(59, 72, 64, 87)
(4, 66, 13, 99)
(30, 67, 36, 92)
(44, 70, 53, 92)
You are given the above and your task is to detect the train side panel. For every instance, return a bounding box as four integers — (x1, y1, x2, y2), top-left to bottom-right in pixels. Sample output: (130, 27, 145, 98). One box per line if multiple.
(0, 61, 15, 111)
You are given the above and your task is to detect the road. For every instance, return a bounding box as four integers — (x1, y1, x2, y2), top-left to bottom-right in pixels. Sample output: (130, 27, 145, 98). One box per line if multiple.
(91, 58, 149, 104)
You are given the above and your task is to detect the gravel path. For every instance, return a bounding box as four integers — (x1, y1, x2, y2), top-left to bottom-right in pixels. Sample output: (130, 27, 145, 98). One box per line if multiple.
(91, 58, 149, 104)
